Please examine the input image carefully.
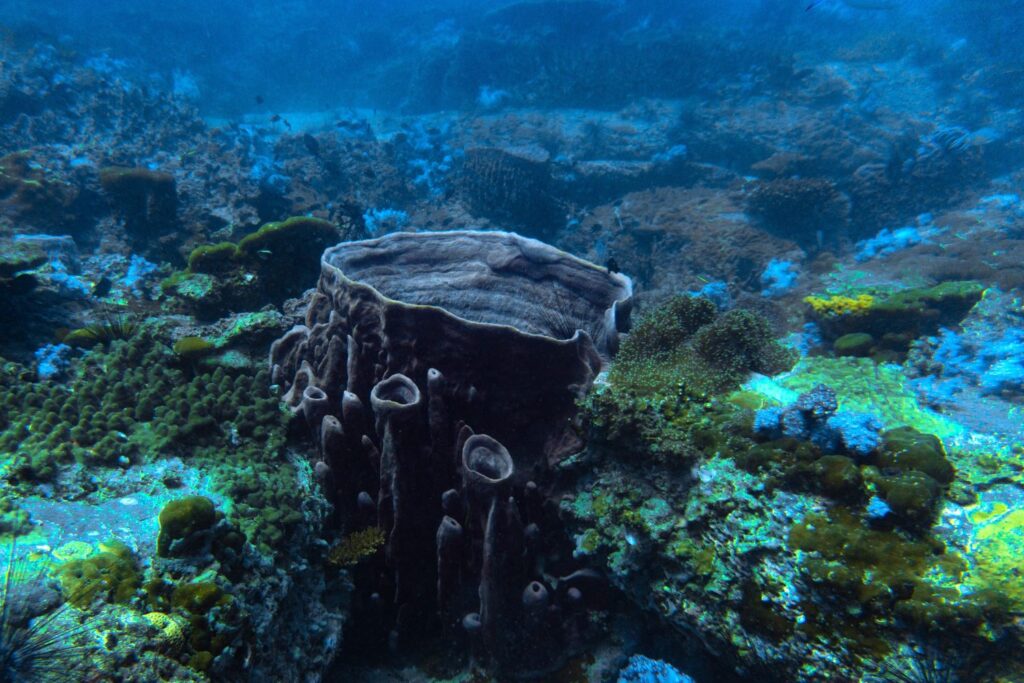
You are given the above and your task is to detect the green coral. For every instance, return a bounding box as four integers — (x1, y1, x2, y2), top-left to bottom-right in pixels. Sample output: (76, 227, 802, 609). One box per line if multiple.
(235, 215, 338, 259)
(157, 496, 217, 557)
(613, 296, 795, 397)
(57, 539, 141, 608)
(187, 242, 237, 273)
(0, 494, 31, 535)
(153, 578, 235, 672)
(873, 469, 942, 531)
(584, 297, 793, 467)
(171, 580, 229, 615)
(876, 427, 954, 484)
(788, 508, 995, 652)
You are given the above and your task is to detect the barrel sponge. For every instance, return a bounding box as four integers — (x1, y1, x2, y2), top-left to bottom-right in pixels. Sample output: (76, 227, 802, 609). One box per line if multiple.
(271, 230, 633, 464)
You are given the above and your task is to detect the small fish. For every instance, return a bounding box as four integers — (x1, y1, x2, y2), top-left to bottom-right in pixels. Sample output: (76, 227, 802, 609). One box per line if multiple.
(303, 133, 321, 157)
(256, 248, 273, 260)
(807, 0, 896, 10)
(606, 258, 620, 274)
(255, 95, 265, 105)
(270, 114, 281, 122)
(91, 276, 112, 298)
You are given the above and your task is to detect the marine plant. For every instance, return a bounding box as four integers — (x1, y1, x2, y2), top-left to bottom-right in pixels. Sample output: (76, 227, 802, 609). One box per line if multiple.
(61, 309, 140, 347)
(326, 527, 385, 567)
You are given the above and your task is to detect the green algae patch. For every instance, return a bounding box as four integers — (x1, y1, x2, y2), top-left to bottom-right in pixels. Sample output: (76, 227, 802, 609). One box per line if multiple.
(966, 508, 1024, 613)
(788, 508, 986, 650)
(779, 357, 963, 440)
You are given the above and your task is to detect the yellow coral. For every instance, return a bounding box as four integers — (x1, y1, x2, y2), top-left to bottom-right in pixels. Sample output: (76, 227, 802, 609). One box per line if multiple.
(53, 540, 94, 562)
(144, 611, 188, 652)
(804, 293, 874, 318)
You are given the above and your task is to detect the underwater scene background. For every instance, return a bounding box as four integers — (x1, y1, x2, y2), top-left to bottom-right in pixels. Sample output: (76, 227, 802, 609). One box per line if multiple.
(1, 0, 1023, 681)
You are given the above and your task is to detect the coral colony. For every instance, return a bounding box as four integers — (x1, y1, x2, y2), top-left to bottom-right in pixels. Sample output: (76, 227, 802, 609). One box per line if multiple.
(1, 1, 1023, 681)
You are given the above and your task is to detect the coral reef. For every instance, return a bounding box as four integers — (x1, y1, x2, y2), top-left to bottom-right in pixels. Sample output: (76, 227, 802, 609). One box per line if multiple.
(1, 6, 1023, 680)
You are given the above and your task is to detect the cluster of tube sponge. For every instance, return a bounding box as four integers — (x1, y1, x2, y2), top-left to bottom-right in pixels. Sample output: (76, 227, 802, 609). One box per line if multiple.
(295, 370, 599, 675)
